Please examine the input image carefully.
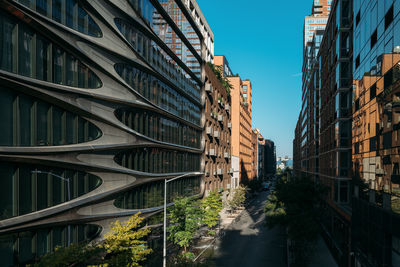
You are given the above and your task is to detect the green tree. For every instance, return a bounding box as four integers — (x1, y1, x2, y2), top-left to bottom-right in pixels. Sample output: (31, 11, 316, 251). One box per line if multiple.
(37, 213, 152, 267)
(35, 242, 103, 267)
(201, 191, 223, 231)
(101, 212, 152, 267)
(168, 197, 202, 255)
(227, 186, 246, 211)
(207, 62, 233, 95)
(264, 176, 327, 266)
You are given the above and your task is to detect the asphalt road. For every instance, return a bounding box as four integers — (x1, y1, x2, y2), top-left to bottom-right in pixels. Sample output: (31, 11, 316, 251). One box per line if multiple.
(212, 191, 287, 267)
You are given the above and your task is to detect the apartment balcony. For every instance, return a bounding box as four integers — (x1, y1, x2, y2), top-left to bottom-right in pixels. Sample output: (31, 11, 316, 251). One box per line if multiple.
(218, 115, 224, 122)
(243, 102, 248, 107)
(205, 170, 210, 177)
(205, 83, 213, 93)
(214, 131, 220, 139)
(224, 152, 230, 159)
(225, 104, 230, 112)
(228, 122, 232, 128)
(218, 98, 225, 107)
(206, 127, 213, 135)
(228, 168, 234, 174)
(217, 169, 223, 176)
(209, 148, 216, 156)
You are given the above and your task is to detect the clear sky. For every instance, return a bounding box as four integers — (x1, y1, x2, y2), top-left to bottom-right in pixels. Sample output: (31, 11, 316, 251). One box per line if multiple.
(197, 0, 310, 158)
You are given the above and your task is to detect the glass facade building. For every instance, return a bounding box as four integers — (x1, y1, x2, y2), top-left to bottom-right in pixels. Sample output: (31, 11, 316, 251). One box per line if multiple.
(352, 0, 400, 266)
(0, 0, 205, 265)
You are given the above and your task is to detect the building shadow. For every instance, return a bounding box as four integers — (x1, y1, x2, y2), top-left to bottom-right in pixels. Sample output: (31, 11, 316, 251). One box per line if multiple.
(212, 192, 287, 267)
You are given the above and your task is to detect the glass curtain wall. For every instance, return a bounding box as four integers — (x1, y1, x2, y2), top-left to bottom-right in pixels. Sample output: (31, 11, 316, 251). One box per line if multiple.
(17, 0, 102, 37)
(0, 224, 100, 266)
(0, 11, 101, 88)
(115, 18, 200, 100)
(127, 0, 201, 80)
(115, 148, 201, 173)
(115, 108, 201, 148)
(0, 161, 102, 220)
(114, 175, 201, 209)
(115, 63, 201, 125)
(0, 86, 101, 146)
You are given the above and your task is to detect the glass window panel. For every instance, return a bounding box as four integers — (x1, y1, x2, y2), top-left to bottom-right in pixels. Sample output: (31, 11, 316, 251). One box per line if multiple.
(18, 167, 32, 215)
(0, 88, 15, 145)
(18, 231, 33, 262)
(18, 26, 34, 77)
(36, 171, 48, 210)
(19, 94, 33, 146)
(0, 163, 15, 220)
(66, 113, 75, 144)
(52, 0, 62, 23)
(36, 0, 49, 16)
(36, 229, 49, 256)
(36, 101, 49, 146)
(0, 235, 15, 267)
(52, 107, 63, 145)
(65, 54, 77, 87)
(0, 13, 16, 72)
(53, 47, 64, 85)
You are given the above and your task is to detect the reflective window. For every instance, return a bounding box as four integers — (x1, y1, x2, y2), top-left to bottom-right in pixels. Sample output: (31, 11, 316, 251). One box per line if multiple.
(0, 161, 102, 220)
(17, 0, 102, 37)
(114, 18, 200, 100)
(0, 86, 102, 146)
(115, 108, 201, 148)
(114, 175, 201, 209)
(0, 11, 101, 88)
(0, 224, 100, 266)
(115, 63, 201, 125)
(127, 0, 201, 79)
(115, 148, 201, 173)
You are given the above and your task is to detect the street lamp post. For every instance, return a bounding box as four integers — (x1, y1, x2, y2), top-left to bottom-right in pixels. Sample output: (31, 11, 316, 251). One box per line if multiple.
(31, 170, 71, 246)
(163, 173, 194, 267)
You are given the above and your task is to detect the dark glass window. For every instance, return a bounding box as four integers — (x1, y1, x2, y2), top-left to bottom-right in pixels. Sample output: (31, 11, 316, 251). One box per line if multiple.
(114, 18, 201, 100)
(18, 0, 102, 37)
(371, 29, 377, 49)
(115, 108, 201, 149)
(0, 10, 101, 88)
(370, 136, 377, 151)
(0, 86, 102, 146)
(354, 142, 359, 154)
(115, 148, 201, 174)
(0, 162, 102, 220)
(370, 84, 376, 100)
(114, 175, 201, 209)
(115, 64, 201, 125)
(385, 5, 394, 30)
(383, 132, 392, 149)
(0, 224, 100, 265)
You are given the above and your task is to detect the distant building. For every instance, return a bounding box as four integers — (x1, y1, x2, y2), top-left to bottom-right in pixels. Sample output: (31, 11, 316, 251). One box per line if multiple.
(204, 64, 232, 193)
(265, 140, 276, 178)
(252, 128, 267, 180)
(276, 157, 293, 170)
(215, 56, 253, 186)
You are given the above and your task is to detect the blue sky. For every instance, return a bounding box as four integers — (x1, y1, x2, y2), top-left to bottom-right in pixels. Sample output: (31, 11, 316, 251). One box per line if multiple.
(197, 0, 310, 157)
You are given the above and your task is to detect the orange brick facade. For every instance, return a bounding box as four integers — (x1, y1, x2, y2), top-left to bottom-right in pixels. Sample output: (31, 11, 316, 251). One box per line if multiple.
(215, 56, 254, 184)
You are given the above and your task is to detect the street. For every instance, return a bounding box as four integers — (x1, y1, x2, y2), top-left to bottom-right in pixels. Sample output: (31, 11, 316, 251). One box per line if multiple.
(212, 191, 286, 267)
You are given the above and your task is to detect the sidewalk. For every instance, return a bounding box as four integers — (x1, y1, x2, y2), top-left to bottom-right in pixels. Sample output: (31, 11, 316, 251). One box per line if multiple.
(219, 207, 245, 229)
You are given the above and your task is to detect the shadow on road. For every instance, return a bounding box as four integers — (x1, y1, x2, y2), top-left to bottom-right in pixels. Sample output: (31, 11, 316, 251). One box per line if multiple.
(211, 192, 287, 267)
